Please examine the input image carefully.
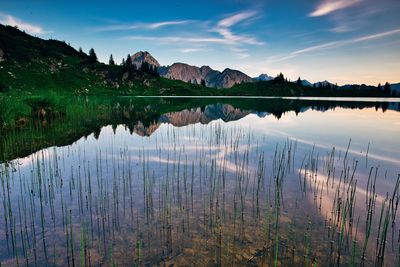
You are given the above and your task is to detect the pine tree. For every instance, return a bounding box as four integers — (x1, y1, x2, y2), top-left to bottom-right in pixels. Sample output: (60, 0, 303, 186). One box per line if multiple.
(121, 58, 125, 66)
(109, 54, 115, 65)
(384, 82, 391, 95)
(151, 66, 159, 77)
(88, 48, 97, 64)
(140, 62, 150, 73)
(201, 79, 206, 86)
(377, 83, 382, 91)
(296, 77, 302, 86)
(274, 73, 285, 82)
(125, 54, 132, 68)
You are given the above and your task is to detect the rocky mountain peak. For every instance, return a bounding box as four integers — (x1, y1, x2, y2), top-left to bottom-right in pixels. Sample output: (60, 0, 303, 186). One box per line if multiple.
(255, 73, 274, 81)
(163, 63, 203, 84)
(131, 51, 160, 69)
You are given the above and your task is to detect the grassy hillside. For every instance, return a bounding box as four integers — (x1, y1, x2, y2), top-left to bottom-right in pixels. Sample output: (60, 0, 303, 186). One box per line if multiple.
(0, 24, 208, 95)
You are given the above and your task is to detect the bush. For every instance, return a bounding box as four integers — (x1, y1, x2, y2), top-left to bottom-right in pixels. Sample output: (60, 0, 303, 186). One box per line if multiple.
(0, 82, 8, 92)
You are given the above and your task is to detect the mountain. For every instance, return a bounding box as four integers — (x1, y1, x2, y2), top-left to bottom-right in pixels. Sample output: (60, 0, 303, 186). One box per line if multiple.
(314, 80, 335, 88)
(391, 83, 400, 94)
(301, 80, 313, 87)
(131, 51, 160, 69)
(209, 68, 252, 88)
(158, 62, 252, 88)
(159, 62, 204, 84)
(254, 74, 273, 81)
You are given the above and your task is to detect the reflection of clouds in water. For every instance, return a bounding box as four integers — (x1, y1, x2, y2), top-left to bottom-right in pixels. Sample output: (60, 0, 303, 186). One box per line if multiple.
(303, 169, 396, 249)
(293, 137, 400, 165)
(236, 108, 400, 166)
(104, 142, 259, 176)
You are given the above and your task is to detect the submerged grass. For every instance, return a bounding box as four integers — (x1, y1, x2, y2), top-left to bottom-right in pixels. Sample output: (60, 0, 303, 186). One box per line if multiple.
(0, 117, 398, 266)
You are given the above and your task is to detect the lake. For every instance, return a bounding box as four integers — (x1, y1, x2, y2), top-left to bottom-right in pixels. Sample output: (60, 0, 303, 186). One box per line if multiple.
(0, 97, 399, 266)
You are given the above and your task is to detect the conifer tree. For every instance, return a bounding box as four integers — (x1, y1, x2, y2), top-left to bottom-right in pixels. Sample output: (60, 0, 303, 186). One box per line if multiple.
(384, 82, 391, 95)
(297, 77, 302, 86)
(109, 54, 115, 65)
(88, 48, 97, 64)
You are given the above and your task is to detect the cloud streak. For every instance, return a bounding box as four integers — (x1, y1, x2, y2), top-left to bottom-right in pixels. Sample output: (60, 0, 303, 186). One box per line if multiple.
(218, 10, 257, 27)
(309, 0, 361, 17)
(270, 28, 400, 62)
(180, 48, 206, 53)
(214, 11, 263, 46)
(122, 10, 263, 50)
(0, 14, 47, 35)
(123, 35, 234, 45)
(94, 20, 192, 32)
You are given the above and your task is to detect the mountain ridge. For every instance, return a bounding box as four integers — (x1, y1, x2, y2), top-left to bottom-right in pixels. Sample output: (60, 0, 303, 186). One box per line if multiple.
(158, 62, 252, 88)
(136, 51, 399, 91)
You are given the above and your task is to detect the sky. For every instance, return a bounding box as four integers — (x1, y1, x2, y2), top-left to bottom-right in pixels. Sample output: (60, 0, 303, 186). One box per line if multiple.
(1, 0, 399, 85)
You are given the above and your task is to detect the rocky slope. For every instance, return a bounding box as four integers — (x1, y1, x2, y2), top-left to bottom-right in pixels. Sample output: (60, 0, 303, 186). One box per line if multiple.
(131, 51, 160, 69)
(159, 63, 204, 84)
(208, 68, 252, 88)
(158, 62, 252, 88)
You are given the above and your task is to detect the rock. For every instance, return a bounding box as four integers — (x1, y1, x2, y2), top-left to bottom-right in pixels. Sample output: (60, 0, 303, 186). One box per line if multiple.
(122, 72, 129, 81)
(0, 49, 4, 62)
(15, 117, 29, 127)
(50, 64, 57, 73)
(39, 108, 46, 118)
(143, 79, 150, 87)
(123, 111, 130, 119)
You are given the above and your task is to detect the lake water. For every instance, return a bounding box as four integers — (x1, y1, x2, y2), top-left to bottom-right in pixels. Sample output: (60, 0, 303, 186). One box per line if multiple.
(0, 97, 399, 266)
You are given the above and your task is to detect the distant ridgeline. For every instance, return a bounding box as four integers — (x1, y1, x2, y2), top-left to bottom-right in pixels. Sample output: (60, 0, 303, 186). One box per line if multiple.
(0, 23, 398, 97)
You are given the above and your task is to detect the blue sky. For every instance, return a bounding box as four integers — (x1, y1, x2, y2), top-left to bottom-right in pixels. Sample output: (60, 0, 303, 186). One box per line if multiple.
(1, 0, 400, 85)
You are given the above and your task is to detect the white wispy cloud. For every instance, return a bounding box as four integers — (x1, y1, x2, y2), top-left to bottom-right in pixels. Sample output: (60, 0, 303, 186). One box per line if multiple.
(309, 0, 362, 17)
(123, 36, 233, 45)
(230, 47, 250, 59)
(294, 28, 400, 54)
(0, 14, 47, 35)
(122, 10, 263, 49)
(94, 20, 192, 32)
(213, 11, 263, 46)
(269, 28, 400, 62)
(180, 48, 205, 53)
(214, 27, 263, 45)
(218, 10, 257, 27)
(147, 21, 190, 29)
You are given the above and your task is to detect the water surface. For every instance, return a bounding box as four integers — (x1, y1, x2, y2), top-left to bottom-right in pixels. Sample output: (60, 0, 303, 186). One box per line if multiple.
(0, 97, 399, 266)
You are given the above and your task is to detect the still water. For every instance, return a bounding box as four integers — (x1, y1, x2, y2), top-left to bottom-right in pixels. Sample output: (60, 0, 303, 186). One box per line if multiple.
(0, 97, 399, 266)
